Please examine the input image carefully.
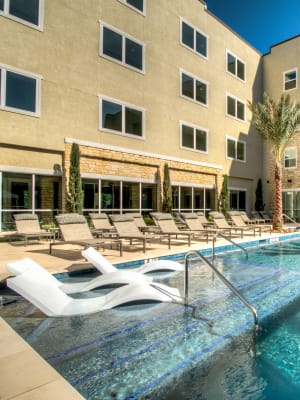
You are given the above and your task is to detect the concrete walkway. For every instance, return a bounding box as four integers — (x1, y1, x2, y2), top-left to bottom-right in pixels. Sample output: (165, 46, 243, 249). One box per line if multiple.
(0, 231, 279, 399)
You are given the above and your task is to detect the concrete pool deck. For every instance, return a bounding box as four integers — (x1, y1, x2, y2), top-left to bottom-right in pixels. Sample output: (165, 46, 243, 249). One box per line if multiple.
(0, 230, 292, 399)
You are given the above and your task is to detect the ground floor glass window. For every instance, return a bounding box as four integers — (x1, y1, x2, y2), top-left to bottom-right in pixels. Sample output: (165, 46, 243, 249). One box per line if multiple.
(282, 191, 300, 221)
(1, 172, 61, 231)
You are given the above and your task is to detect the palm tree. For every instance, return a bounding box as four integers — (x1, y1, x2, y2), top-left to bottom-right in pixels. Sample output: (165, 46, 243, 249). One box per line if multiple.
(248, 93, 300, 230)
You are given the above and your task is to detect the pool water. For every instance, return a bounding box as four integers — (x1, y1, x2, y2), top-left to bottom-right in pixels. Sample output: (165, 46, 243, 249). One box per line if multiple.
(2, 237, 300, 399)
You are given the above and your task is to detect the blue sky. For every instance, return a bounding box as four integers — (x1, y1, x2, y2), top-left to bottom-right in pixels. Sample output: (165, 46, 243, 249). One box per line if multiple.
(205, 0, 300, 54)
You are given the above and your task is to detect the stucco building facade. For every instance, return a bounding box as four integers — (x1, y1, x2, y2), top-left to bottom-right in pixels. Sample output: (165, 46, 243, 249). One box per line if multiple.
(0, 0, 298, 230)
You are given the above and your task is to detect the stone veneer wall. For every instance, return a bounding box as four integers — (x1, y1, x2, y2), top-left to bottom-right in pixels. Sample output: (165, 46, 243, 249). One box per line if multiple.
(64, 142, 224, 211)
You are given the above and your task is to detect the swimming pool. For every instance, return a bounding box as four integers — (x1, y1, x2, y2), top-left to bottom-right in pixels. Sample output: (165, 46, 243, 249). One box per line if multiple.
(2, 235, 300, 399)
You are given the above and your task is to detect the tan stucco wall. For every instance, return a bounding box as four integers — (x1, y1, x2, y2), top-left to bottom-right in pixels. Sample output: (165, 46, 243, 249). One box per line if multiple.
(0, 0, 264, 209)
(263, 36, 300, 210)
(0, 146, 62, 172)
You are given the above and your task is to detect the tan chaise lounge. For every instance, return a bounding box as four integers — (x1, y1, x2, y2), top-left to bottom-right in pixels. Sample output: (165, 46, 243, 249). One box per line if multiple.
(110, 214, 170, 253)
(151, 213, 194, 246)
(13, 213, 56, 246)
(49, 213, 122, 256)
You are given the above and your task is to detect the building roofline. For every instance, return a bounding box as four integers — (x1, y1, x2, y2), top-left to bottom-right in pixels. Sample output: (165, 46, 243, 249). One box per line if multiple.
(263, 34, 300, 55)
(201, 2, 262, 56)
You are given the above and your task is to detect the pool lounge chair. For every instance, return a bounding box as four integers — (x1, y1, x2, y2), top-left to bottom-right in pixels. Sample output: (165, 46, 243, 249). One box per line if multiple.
(251, 211, 271, 224)
(110, 215, 170, 253)
(123, 213, 161, 234)
(179, 212, 218, 243)
(89, 213, 117, 237)
(150, 213, 194, 246)
(82, 246, 183, 274)
(196, 212, 215, 228)
(209, 212, 247, 238)
(12, 213, 56, 246)
(239, 211, 259, 225)
(229, 213, 272, 235)
(50, 213, 122, 256)
(6, 257, 151, 294)
(7, 269, 181, 317)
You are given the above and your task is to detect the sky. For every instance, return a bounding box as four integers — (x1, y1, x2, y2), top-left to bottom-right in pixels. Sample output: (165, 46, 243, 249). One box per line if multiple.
(205, 0, 300, 54)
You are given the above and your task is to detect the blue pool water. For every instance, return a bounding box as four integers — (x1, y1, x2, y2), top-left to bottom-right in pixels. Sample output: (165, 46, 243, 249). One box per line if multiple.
(2, 235, 300, 399)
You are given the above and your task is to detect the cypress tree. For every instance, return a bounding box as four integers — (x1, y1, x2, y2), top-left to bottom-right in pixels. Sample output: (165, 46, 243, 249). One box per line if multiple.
(162, 163, 173, 213)
(255, 178, 264, 211)
(66, 143, 84, 214)
(219, 174, 229, 216)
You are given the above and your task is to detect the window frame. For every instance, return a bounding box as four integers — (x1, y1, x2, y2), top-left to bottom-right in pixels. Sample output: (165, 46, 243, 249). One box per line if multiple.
(283, 68, 298, 91)
(0, 64, 42, 117)
(0, 0, 44, 30)
(284, 146, 297, 169)
(180, 121, 208, 154)
(118, 0, 146, 15)
(180, 17, 208, 60)
(226, 93, 246, 122)
(180, 69, 208, 107)
(226, 136, 246, 162)
(226, 50, 246, 82)
(99, 21, 145, 74)
(99, 95, 146, 140)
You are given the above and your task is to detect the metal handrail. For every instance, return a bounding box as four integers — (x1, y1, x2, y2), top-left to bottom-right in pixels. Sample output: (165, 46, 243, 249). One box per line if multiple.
(212, 232, 248, 261)
(282, 213, 300, 226)
(184, 250, 259, 326)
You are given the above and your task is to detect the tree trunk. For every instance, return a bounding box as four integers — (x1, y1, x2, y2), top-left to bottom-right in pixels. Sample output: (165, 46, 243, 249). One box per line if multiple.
(273, 161, 283, 231)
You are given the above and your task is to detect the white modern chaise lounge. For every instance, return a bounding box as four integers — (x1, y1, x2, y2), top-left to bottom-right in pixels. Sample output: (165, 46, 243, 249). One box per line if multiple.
(81, 246, 183, 274)
(6, 257, 179, 294)
(7, 269, 181, 317)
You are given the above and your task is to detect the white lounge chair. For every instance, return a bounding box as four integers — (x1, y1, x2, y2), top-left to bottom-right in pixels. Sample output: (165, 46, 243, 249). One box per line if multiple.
(81, 246, 183, 274)
(6, 258, 150, 294)
(6, 257, 179, 294)
(7, 270, 181, 317)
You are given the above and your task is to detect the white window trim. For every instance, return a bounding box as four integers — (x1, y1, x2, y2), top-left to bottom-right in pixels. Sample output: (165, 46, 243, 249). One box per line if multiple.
(0, 63, 42, 117)
(283, 67, 298, 92)
(180, 69, 208, 107)
(226, 135, 246, 163)
(226, 93, 246, 122)
(118, 0, 146, 16)
(99, 20, 145, 74)
(0, 0, 44, 31)
(99, 95, 146, 140)
(226, 49, 246, 82)
(180, 17, 208, 60)
(180, 120, 208, 154)
(284, 146, 297, 169)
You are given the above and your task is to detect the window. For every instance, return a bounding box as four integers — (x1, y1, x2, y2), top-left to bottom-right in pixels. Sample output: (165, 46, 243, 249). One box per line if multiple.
(118, 0, 145, 14)
(0, 0, 43, 29)
(1, 172, 61, 231)
(172, 185, 215, 214)
(181, 122, 208, 153)
(100, 96, 145, 138)
(226, 137, 246, 161)
(226, 94, 245, 121)
(180, 18, 207, 58)
(283, 191, 300, 221)
(0, 65, 41, 116)
(100, 22, 144, 73)
(230, 189, 246, 210)
(181, 71, 207, 105)
(226, 51, 245, 81)
(284, 68, 297, 91)
(284, 147, 297, 168)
